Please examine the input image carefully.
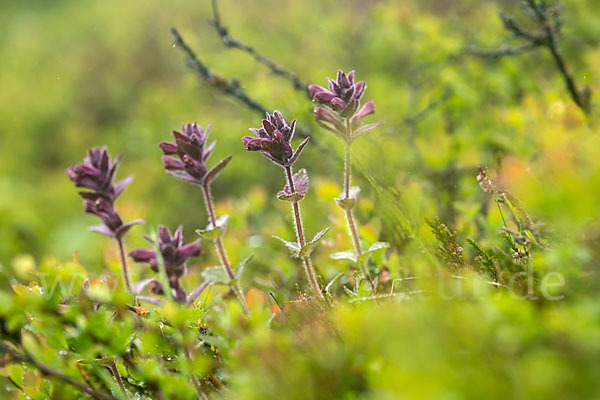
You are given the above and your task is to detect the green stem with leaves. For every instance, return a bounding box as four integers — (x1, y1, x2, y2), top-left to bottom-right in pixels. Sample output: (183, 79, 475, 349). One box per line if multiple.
(201, 183, 248, 312)
(284, 166, 324, 301)
(343, 122, 376, 294)
(108, 359, 128, 398)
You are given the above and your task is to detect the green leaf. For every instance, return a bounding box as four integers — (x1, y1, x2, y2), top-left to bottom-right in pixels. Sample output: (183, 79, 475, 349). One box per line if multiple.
(330, 242, 389, 264)
(357, 242, 390, 264)
(334, 186, 360, 210)
(350, 121, 384, 141)
(287, 137, 310, 167)
(343, 285, 358, 299)
(8, 363, 25, 387)
(204, 154, 232, 185)
(325, 272, 344, 294)
(277, 169, 309, 202)
(76, 357, 115, 367)
(277, 192, 304, 202)
(196, 215, 229, 240)
(330, 249, 358, 263)
(299, 227, 330, 258)
(235, 254, 254, 280)
(273, 236, 301, 257)
(201, 266, 231, 285)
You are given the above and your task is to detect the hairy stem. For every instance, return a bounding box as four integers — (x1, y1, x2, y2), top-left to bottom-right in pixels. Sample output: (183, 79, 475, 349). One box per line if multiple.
(108, 359, 128, 397)
(115, 237, 132, 293)
(285, 166, 324, 301)
(202, 184, 248, 312)
(343, 127, 376, 294)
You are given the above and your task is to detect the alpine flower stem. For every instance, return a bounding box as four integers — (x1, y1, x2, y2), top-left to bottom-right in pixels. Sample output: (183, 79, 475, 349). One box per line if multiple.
(115, 236, 132, 293)
(285, 166, 325, 301)
(108, 359, 128, 397)
(343, 127, 376, 294)
(201, 183, 249, 312)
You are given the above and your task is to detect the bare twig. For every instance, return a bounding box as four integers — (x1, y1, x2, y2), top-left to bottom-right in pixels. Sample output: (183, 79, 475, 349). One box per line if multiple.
(403, 86, 453, 127)
(76, 361, 104, 400)
(170, 27, 313, 139)
(209, 0, 309, 94)
(108, 359, 128, 398)
(1, 342, 116, 400)
(467, 0, 591, 113)
(171, 27, 269, 115)
(464, 42, 540, 60)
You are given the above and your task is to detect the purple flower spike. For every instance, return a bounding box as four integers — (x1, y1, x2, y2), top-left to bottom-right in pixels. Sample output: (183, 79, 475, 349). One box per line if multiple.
(308, 70, 382, 143)
(129, 225, 201, 302)
(242, 111, 308, 167)
(160, 122, 230, 186)
(66, 146, 132, 203)
(308, 70, 365, 117)
(67, 147, 143, 239)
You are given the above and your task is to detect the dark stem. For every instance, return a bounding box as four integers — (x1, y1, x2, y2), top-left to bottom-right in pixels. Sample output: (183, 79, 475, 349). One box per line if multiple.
(465, 42, 541, 59)
(528, 0, 589, 113)
(108, 360, 128, 397)
(209, 371, 227, 391)
(1, 343, 116, 400)
(209, 0, 308, 94)
(284, 166, 324, 301)
(170, 27, 313, 139)
(170, 27, 268, 114)
(6, 377, 24, 393)
(115, 236, 132, 293)
(202, 184, 248, 312)
(76, 362, 103, 400)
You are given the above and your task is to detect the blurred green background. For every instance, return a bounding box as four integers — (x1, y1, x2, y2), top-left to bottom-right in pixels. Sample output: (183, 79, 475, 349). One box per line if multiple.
(2, 0, 600, 397)
(3, 0, 600, 306)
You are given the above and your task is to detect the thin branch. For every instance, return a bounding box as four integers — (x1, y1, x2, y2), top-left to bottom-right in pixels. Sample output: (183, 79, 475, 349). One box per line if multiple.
(1, 342, 116, 400)
(464, 42, 540, 59)
(171, 27, 269, 115)
(108, 359, 128, 397)
(525, 0, 590, 113)
(499, 13, 546, 44)
(209, 0, 309, 94)
(76, 361, 104, 400)
(467, 0, 591, 113)
(6, 376, 24, 393)
(403, 87, 453, 127)
(170, 27, 312, 138)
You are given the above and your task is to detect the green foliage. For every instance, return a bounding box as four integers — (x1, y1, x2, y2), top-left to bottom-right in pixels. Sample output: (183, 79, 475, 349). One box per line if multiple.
(2, 0, 600, 398)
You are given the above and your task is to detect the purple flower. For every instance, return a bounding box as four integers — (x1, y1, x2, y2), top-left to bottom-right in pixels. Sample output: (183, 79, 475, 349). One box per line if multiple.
(66, 146, 132, 203)
(129, 226, 201, 302)
(309, 70, 365, 117)
(242, 111, 309, 167)
(159, 122, 217, 186)
(308, 70, 381, 143)
(67, 147, 142, 238)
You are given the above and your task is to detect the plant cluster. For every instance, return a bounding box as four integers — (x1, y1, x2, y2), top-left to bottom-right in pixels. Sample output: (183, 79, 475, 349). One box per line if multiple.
(1, 70, 397, 399)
